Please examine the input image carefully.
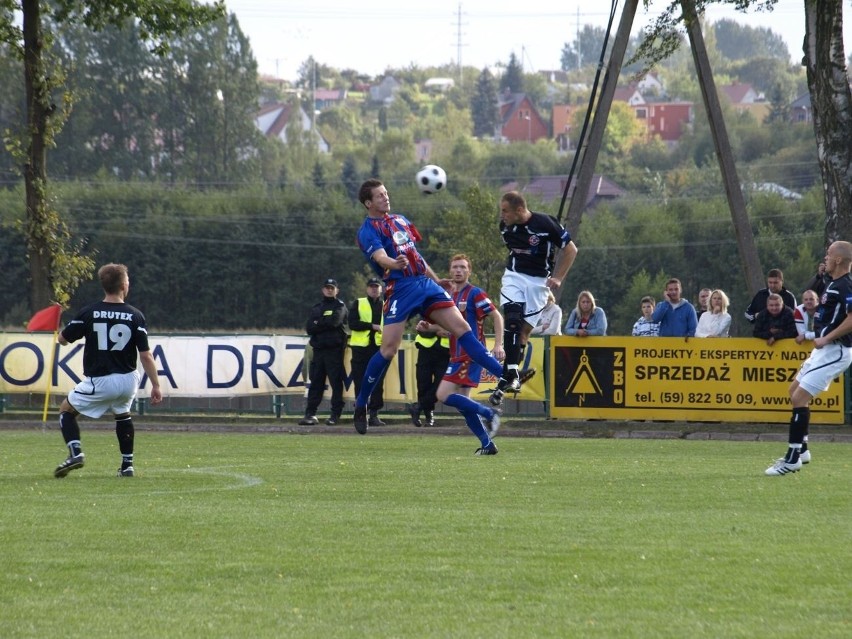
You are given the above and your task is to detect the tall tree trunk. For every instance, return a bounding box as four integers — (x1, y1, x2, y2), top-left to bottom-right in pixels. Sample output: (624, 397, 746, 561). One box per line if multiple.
(804, 0, 852, 244)
(22, 0, 53, 309)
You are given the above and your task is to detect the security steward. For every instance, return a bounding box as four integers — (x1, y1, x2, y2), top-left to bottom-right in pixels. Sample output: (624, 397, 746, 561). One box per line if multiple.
(348, 277, 386, 426)
(409, 322, 450, 427)
(300, 278, 348, 426)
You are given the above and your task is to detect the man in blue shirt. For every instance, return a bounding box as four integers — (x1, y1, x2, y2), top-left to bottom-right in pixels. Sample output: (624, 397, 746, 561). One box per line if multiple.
(651, 278, 697, 337)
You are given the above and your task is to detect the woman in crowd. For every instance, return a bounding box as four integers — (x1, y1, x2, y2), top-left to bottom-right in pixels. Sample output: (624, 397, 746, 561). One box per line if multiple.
(564, 290, 608, 336)
(530, 290, 562, 335)
(695, 289, 731, 337)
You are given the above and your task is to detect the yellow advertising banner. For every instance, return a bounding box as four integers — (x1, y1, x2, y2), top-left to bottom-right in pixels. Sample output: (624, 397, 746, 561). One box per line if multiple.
(549, 337, 846, 424)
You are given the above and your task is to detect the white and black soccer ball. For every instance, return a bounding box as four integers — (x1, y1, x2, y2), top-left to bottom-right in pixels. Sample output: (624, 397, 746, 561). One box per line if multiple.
(416, 164, 447, 194)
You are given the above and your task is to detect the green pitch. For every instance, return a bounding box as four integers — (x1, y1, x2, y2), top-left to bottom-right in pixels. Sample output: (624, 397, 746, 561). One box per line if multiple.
(1, 431, 850, 638)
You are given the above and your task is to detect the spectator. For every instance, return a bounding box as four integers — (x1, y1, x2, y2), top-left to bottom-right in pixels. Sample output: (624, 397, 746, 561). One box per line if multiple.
(794, 289, 820, 344)
(348, 277, 386, 426)
(753, 293, 797, 345)
(744, 268, 797, 323)
(631, 296, 660, 337)
(695, 289, 732, 337)
(564, 290, 608, 336)
(408, 322, 450, 428)
(696, 288, 712, 320)
(530, 290, 562, 335)
(300, 278, 348, 426)
(651, 278, 698, 337)
(804, 260, 831, 298)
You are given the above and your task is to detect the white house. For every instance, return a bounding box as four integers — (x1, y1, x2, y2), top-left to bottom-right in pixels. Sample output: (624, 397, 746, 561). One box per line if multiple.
(254, 102, 329, 154)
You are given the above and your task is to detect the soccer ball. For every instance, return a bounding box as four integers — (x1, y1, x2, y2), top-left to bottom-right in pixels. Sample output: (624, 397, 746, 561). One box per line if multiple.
(416, 164, 447, 194)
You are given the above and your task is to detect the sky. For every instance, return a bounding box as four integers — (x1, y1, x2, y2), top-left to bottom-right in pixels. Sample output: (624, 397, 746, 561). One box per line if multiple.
(221, 0, 844, 82)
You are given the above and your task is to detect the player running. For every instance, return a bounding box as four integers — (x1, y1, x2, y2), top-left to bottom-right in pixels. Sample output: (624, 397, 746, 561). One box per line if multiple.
(491, 191, 578, 406)
(427, 253, 504, 455)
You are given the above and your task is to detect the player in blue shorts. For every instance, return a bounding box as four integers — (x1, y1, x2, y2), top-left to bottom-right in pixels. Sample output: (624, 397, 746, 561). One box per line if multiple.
(429, 254, 504, 455)
(766, 240, 852, 475)
(353, 179, 512, 435)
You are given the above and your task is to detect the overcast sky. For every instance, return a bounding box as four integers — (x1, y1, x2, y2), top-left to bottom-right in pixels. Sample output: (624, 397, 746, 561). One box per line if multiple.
(222, 0, 843, 81)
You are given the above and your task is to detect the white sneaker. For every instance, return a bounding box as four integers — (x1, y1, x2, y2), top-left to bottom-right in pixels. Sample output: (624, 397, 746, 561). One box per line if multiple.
(799, 449, 811, 464)
(765, 457, 803, 476)
(482, 409, 501, 437)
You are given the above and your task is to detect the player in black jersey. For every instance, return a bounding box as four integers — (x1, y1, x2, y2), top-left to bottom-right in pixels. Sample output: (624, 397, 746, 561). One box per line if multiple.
(766, 241, 852, 476)
(53, 264, 162, 478)
(491, 191, 578, 405)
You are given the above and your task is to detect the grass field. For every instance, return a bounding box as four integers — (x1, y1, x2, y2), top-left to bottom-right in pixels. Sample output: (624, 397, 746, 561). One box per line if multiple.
(1, 430, 850, 638)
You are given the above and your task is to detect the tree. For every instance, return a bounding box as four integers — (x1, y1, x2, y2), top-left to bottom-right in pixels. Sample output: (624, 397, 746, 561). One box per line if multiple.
(636, 0, 852, 244)
(560, 25, 609, 71)
(3, 0, 225, 311)
(312, 160, 326, 189)
(470, 67, 498, 138)
(340, 155, 359, 200)
(499, 52, 524, 94)
(712, 18, 789, 61)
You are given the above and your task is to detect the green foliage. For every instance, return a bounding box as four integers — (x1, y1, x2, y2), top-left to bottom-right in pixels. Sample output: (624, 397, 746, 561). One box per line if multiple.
(713, 17, 790, 61)
(471, 67, 498, 138)
(429, 184, 504, 296)
(499, 52, 524, 94)
(560, 24, 611, 71)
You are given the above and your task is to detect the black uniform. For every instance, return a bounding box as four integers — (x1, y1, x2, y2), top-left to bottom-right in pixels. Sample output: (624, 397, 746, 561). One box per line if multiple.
(816, 273, 852, 346)
(305, 296, 348, 419)
(63, 301, 150, 376)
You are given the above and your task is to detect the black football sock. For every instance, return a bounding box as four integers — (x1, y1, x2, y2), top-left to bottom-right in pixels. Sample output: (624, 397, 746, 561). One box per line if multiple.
(116, 415, 134, 467)
(59, 411, 82, 456)
(503, 331, 520, 380)
(786, 407, 809, 462)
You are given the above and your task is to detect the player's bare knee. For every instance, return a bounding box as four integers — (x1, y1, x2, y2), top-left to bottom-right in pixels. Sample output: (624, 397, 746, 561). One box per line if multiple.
(60, 399, 78, 415)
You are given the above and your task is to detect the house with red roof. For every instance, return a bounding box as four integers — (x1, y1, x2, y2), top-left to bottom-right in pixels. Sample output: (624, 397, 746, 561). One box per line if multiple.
(498, 92, 548, 143)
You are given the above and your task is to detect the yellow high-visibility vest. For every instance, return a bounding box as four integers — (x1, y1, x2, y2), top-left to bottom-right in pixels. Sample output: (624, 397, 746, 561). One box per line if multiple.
(414, 333, 449, 349)
(350, 297, 382, 347)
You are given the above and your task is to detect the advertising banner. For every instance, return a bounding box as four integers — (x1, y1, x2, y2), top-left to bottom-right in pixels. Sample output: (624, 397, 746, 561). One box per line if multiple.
(0, 333, 546, 403)
(549, 337, 845, 424)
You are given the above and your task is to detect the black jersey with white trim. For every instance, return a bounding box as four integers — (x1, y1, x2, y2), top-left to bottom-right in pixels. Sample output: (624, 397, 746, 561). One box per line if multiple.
(500, 211, 571, 278)
(816, 273, 852, 347)
(61, 301, 151, 377)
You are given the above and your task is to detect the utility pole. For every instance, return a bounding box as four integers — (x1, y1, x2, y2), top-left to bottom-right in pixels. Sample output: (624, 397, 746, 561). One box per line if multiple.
(563, 0, 763, 296)
(565, 0, 638, 239)
(457, 3, 462, 84)
(681, 0, 762, 296)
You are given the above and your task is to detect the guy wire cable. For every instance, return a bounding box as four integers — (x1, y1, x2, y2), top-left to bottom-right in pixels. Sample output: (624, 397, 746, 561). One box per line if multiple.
(556, 0, 619, 223)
